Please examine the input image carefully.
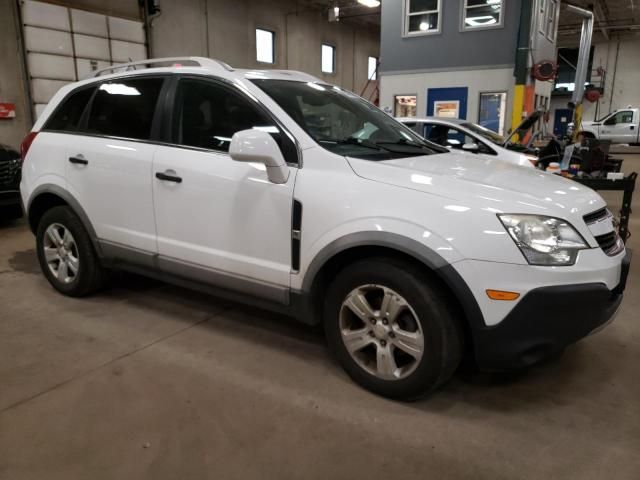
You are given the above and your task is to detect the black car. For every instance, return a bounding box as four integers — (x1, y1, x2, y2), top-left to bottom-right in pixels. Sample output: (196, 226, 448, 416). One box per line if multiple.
(0, 143, 23, 219)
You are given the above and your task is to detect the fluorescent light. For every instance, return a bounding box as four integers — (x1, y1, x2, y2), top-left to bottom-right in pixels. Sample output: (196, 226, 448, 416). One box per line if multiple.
(465, 15, 497, 26)
(357, 0, 380, 7)
(100, 83, 140, 95)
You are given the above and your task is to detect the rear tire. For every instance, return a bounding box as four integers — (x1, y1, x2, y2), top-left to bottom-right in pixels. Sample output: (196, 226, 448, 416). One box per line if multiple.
(36, 206, 105, 297)
(324, 257, 463, 400)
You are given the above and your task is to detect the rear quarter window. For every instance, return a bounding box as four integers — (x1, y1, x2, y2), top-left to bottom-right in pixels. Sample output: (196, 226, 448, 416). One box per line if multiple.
(44, 86, 95, 132)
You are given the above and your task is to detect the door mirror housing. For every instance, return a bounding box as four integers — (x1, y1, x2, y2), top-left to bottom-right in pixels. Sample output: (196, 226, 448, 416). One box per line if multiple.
(229, 129, 290, 184)
(462, 142, 480, 153)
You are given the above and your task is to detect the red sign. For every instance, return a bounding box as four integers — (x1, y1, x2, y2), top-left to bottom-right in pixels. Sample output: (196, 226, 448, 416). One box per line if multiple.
(0, 103, 16, 119)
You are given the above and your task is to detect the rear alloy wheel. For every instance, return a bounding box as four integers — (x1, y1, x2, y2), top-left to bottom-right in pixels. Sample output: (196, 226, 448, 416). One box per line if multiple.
(324, 257, 463, 400)
(43, 223, 80, 284)
(36, 206, 104, 297)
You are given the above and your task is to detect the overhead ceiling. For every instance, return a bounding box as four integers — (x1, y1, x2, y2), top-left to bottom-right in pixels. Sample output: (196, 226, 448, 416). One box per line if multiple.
(292, 0, 381, 28)
(558, 0, 640, 46)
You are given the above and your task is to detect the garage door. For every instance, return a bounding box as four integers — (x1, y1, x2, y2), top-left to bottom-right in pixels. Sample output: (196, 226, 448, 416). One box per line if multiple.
(20, 0, 147, 119)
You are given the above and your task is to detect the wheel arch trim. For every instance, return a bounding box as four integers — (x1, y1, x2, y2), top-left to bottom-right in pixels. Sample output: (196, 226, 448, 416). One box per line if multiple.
(26, 184, 102, 257)
(300, 231, 485, 330)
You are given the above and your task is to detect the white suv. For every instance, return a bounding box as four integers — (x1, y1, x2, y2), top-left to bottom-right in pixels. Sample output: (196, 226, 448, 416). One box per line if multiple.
(20, 58, 630, 399)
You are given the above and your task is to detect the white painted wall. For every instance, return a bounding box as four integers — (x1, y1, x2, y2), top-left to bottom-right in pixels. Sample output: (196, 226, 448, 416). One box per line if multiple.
(546, 38, 640, 136)
(582, 38, 640, 121)
(379, 67, 515, 125)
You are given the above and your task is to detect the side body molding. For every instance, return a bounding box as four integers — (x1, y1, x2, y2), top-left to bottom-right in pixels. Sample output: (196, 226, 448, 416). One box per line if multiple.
(298, 231, 485, 330)
(26, 184, 103, 257)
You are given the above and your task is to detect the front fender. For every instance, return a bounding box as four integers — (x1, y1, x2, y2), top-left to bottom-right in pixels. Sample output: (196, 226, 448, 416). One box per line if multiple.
(296, 217, 464, 292)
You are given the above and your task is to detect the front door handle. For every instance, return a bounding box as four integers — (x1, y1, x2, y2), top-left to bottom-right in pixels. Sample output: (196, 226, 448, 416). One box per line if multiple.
(68, 156, 88, 165)
(155, 171, 182, 183)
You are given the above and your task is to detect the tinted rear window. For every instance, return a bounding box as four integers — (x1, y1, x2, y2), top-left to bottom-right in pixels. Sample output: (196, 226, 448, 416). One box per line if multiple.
(82, 78, 164, 140)
(45, 86, 95, 132)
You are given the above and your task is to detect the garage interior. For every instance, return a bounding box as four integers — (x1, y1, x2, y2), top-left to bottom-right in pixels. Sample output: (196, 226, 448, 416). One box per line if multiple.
(1, 1, 639, 479)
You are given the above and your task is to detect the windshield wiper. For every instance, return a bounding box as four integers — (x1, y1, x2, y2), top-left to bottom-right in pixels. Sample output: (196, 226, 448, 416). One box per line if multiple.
(322, 137, 388, 152)
(375, 139, 428, 148)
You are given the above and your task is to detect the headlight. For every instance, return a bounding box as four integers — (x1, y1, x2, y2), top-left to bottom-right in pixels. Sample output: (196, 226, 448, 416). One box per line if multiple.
(498, 214, 588, 266)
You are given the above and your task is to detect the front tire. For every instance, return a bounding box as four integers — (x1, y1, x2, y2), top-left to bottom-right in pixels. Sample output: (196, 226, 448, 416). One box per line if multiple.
(324, 257, 463, 400)
(36, 206, 104, 297)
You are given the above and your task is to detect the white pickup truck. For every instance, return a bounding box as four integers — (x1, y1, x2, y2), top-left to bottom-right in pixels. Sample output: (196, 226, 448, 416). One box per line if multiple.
(580, 108, 640, 145)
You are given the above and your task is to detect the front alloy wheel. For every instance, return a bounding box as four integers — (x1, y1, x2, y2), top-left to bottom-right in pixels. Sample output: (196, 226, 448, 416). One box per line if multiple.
(340, 285, 424, 381)
(324, 257, 463, 399)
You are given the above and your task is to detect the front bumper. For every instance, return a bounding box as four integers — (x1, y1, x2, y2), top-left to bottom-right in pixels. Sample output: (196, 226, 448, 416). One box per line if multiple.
(472, 250, 631, 371)
(0, 190, 21, 207)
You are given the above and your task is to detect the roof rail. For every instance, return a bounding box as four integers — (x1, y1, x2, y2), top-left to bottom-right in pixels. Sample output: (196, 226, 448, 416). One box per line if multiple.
(268, 69, 322, 83)
(90, 57, 233, 78)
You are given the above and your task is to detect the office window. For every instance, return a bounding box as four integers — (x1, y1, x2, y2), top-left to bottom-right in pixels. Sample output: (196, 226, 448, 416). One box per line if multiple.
(368, 56, 378, 80)
(394, 95, 417, 117)
(479, 92, 507, 135)
(538, 0, 548, 35)
(256, 28, 275, 63)
(462, 0, 504, 30)
(546, 0, 558, 41)
(321, 44, 336, 74)
(404, 0, 441, 36)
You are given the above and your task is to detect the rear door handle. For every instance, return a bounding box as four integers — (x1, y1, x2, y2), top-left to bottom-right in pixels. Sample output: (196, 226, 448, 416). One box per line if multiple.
(155, 171, 182, 183)
(68, 156, 88, 165)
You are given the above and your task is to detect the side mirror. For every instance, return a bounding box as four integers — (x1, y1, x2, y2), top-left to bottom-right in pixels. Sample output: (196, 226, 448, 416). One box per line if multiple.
(229, 129, 290, 184)
(462, 142, 480, 153)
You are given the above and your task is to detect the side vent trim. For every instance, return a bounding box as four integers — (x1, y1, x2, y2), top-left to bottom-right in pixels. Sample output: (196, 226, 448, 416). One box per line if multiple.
(292, 200, 302, 272)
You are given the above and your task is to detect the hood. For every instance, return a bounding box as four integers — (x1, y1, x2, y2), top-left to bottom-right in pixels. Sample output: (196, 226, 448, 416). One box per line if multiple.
(347, 150, 606, 218)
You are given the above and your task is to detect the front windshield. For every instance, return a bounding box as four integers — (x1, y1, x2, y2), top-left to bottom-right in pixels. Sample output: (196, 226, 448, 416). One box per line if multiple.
(251, 79, 446, 160)
(461, 122, 505, 146)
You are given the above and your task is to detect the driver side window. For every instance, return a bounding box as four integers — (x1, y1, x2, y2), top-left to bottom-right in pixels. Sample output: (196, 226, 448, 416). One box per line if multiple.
(605, 111, 633, 126)
(425, 124, 477, 149)
(172, 78, 297, 163)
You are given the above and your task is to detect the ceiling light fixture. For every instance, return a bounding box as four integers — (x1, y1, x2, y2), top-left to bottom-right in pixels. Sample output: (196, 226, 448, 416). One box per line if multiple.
(465, 15, 497, 26)
(357, 0, 381, 7)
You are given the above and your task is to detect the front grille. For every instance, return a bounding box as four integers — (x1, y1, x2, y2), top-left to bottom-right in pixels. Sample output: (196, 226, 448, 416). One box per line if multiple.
(0, 160, 20, 186)
(584, 208, 624, 256)
(583, 207, 609, 225)
(595, 231, 617, 251)
(594, 231, 624, 256)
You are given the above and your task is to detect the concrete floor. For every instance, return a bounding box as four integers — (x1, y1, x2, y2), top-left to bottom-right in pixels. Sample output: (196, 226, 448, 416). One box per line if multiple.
(1, 158, 639, 480)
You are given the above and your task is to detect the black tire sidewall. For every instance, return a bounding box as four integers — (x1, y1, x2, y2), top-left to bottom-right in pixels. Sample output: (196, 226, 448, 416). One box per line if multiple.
(36, 206, 101, 296)
(324, 258, 461, 400)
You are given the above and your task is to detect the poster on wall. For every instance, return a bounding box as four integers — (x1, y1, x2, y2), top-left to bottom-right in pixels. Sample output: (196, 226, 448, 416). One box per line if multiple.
(434, 100, 460, 118)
